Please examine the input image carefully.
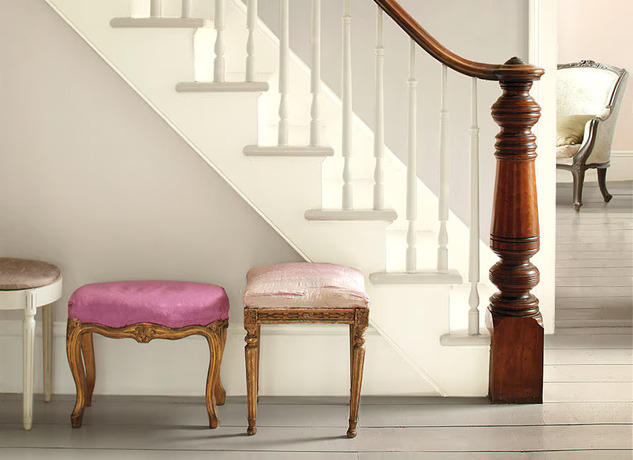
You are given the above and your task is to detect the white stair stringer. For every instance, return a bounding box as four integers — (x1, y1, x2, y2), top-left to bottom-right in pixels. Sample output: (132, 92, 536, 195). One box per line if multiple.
(45, 0, 493, 397)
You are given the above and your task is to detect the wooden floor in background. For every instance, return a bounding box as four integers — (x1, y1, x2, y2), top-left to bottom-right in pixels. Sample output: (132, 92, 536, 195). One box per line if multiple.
(556, 180, 633, 329)
(0, 394, 631, 459)
(546, 181, 633, 404)
(1, 182, 631, 459)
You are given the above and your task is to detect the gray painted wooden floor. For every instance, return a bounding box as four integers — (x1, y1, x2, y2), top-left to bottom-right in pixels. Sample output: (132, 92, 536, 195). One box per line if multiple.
(0, 395, 632, 458)
(1, 182, 631, 458)
(545, 181, 633, 403)
(556, 180, 633, 329)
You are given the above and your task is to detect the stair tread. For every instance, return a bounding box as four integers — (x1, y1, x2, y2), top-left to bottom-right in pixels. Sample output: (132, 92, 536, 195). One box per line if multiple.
(305, 209, 397, 222)
(371, 269, 463, 285)
(110, 17, 210, 28)
(176, 81, 269, 93)
(244, 145, 334, 157)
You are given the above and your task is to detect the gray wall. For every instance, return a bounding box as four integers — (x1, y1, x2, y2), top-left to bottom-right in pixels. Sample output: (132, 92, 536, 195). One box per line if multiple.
(254, 0, 529, 232)
(0, 0, 303, 324)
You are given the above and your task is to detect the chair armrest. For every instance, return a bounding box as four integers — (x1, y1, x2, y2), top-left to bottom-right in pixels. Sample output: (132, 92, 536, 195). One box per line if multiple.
(573, 114, 615, 166)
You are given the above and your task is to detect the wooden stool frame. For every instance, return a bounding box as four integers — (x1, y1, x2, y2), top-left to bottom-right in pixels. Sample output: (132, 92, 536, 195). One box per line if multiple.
(66, 318, 228, 428)
(244, 307, 369, 438)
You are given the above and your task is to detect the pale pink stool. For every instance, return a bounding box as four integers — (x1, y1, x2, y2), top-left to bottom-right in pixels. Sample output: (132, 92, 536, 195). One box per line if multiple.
(243, 262, 370, 438)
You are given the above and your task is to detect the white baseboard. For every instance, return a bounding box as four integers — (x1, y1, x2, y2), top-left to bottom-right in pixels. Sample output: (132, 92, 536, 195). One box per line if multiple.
(556, 151, 633, 183)
(0, 320, 432, 398)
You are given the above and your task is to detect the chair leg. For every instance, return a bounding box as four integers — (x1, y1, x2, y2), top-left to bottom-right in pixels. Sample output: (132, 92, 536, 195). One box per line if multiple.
(42, 304, 53, 404)
(213, 323, 228, 406)
(66, 320, 87, 428)
(81, 333, 96, 407)
(571, 167, 586, 211)
(597, 168, 613, 203)
(244, 321, 260, 435)
(204, 332, 221, 429)
(347, 321, 367, 439)
(23, 297, 36, 431)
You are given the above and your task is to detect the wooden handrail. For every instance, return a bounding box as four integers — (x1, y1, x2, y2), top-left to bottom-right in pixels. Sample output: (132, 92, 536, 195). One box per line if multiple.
(373, 0, 544, 81)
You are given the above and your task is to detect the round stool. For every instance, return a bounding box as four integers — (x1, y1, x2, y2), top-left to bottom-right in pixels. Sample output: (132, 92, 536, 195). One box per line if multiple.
(0, 257, 62, 430)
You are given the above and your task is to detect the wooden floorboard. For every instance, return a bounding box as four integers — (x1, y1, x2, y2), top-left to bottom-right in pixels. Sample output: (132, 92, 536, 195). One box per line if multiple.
(0, 396, 630, 456)
(0, 423, 629, 453)
(2, 397, 631, 428)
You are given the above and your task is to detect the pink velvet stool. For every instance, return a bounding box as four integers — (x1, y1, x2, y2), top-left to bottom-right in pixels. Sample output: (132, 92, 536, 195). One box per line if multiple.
(66, 281, 229, 428)
(243, 263, 370, 438)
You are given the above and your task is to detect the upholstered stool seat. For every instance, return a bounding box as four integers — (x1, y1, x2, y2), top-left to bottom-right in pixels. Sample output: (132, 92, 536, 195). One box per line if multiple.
(0, 258, 62, 430)
(69, 281, 229, 328)
(66, 281, 229, 429)
(244, 263, 369, 310)
(0, 258, 61, 291)
(243, 262, 369, 438)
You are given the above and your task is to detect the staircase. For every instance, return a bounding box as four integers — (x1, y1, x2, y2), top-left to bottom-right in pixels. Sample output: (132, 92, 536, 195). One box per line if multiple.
(43, 0, 547, 399)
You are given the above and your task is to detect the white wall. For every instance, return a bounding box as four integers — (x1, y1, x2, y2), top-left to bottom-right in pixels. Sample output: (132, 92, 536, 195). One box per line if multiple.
(254, 0, 529, 238)
(557, 0, 633, 182)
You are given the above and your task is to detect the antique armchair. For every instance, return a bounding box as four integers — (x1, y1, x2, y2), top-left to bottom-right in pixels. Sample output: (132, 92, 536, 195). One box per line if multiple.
(557, 60, 628, 210)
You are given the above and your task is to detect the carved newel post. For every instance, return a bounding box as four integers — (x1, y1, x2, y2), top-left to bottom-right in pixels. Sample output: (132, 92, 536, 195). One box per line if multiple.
(488, 57, 545, 404)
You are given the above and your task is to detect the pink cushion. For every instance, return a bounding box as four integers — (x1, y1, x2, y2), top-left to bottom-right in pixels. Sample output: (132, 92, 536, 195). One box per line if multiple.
(68, 281, 229, 328)
(244, 263, 369, 309)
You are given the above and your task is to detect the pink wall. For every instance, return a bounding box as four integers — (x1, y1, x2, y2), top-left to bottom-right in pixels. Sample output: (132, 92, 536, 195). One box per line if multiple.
(558, 0, 632, 151)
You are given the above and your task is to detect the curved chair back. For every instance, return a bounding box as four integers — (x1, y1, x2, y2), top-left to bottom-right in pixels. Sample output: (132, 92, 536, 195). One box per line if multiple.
(557, 61, 628, 165)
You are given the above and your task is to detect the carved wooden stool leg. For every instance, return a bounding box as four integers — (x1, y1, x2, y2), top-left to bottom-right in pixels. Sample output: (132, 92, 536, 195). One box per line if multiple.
(256, 324, 261, 400)
(66, 319, 87, 428)
(244, 316, 260, 436)
(214, 323, 228, 406)
(347, 311, 368, 439)
(204, 332, 221, 428)
(349, 324, 354, 390)
(81, 333, 96, 407)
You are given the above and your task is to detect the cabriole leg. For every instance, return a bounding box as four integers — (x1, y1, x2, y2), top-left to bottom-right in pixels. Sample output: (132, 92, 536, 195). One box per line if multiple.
(213, 323, 228, 406)
(571, 167, 585, 211)
(204, 332, 221, 429)
(81, 333, 96, 406)
(597, 168, 613, 203)
(66, 319, 87, 428)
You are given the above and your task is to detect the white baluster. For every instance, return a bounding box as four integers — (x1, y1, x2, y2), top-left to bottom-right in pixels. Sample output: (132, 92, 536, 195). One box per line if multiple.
(309, 0, 322, 146)
(437, 64, 450, 273)
(342, 0, 353, 209)
(278, 0, 290, 146)
(181, 0, 192, 18)
(214, 0, 226, 83)
(245, 0, 258, 83)
(468, 77, 480, 335)
(373, 7, 385, 210)
(406, 40, 418, 272)
(150, 0, 161, 17)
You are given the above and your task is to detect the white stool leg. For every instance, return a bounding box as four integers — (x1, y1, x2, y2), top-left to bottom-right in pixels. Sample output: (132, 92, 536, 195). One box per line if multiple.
(42, 304, 53, 403)
(23, 292, 36, 430)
